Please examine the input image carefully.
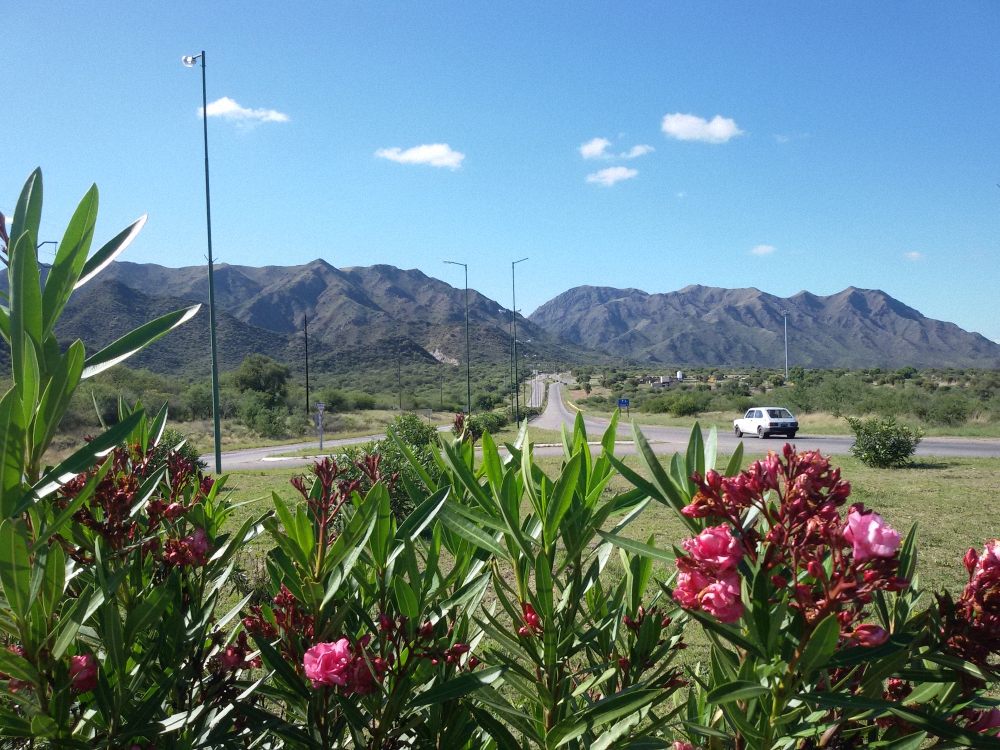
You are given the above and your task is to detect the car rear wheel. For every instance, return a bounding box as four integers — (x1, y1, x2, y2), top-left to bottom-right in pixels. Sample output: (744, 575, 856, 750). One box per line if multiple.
(734, 426, 742, 437)
(757, 426, 766, 439)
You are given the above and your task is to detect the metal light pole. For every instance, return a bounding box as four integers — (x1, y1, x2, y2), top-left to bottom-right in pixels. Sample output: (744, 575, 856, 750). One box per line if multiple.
(303, 313, 310, 414)
(511, 257, 528, 424)
(780, 309, 790, 381)
(183, 51, 222, 474)
(444, 260, 471, 414)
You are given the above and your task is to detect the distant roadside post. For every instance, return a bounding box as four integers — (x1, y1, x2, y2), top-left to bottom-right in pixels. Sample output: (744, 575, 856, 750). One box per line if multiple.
(317, 402, 326, 451)
(618, 397, 630, 417)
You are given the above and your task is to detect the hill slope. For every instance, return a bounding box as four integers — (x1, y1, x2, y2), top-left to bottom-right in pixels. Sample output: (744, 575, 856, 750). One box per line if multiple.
(528, 284, 1000, 369)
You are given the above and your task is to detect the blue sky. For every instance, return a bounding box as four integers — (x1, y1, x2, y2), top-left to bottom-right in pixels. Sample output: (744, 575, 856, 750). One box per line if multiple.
(5, 2, 1000, 341)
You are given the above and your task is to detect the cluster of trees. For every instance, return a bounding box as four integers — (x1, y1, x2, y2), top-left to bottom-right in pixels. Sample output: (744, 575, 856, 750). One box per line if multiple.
(577, 366, 1000, 427)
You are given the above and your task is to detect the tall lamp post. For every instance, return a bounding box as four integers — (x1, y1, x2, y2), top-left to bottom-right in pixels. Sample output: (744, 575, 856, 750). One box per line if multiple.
(183, 51, 222, 474)
(780, 308, 790, 381)
(511, 257, 528, 423)
(444, 260, 471, 415)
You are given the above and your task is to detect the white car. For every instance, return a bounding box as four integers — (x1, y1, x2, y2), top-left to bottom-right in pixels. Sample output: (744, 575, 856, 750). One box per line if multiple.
(734, 407, 798, 439)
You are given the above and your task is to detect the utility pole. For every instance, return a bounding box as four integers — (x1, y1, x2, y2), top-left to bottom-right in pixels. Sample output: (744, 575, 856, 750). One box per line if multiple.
(443, 260, 471, 414)
(303, 313, 310, 414)
(397, 340, 402, 411)
(780, 309, 790, 381)
(511, 257, 528, 423)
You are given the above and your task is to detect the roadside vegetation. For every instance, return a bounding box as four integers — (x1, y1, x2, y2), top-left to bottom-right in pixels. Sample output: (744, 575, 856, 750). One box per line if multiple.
(571, 364, 1000, 436)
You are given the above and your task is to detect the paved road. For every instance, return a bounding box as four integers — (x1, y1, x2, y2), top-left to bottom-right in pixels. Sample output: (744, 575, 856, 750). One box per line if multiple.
(528, 381, 1000, 459)
(207, 380, 1000, 471)
(527, 374, 545, 408)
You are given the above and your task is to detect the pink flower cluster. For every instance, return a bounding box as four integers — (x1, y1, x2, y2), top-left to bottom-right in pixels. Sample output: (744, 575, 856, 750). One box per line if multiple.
(675, 446, 906, 636)
(303, 637, 388, 695)
(70, 654, 98, 694)
(164, 528, 211, 568)
(937, 539, 1000, 665)
(673, 525, 744, 623)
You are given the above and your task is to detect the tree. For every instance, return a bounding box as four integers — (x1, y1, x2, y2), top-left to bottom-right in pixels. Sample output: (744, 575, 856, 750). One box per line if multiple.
(233, 354, 289, 407)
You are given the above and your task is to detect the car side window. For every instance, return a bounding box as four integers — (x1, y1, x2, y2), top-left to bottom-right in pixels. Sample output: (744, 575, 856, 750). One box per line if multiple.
(745, 410, 755, 419)
(754, 410, 762, 418)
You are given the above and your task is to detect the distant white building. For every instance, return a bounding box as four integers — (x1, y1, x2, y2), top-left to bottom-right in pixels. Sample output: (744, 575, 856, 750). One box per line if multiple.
(676, 371, 684, 381)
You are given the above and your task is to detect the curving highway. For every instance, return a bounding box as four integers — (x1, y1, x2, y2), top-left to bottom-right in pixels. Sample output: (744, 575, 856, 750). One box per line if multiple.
(528, 380, 1000, 459)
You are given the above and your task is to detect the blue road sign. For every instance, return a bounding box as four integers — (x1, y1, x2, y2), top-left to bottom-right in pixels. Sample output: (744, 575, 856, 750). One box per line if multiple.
(618, 398, 630, 408)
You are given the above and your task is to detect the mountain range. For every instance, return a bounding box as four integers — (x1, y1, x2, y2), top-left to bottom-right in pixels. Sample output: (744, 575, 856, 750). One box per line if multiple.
(528, 284, 1000, 369)
(7, 260, 996, 375)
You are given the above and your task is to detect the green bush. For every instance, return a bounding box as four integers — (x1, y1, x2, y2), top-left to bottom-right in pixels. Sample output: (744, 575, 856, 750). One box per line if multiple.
(467, 410, 508, 439)
(238, 391, 286, 438)
(847, 416, 923, 468)
(151, 427, 206, 469)
(233, 354, 289, 407)
(319, 388, 349, 412)
(351, 392, 377, 410)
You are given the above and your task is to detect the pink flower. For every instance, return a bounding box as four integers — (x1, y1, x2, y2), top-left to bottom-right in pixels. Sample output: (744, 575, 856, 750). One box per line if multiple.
(682, 525, 743, 571)
(969, 708, 1000, 735)
(673, 567, 712, 609)
(699, 570, 743, 623)
(673, 742, 696, 750)
(189, 529, 210, 557)
(977, 540, 1000, 576)
(851, 623, 889, 647)
(303, 639, 352, 688)
(70, 654, 98, 693)
(844, 508, 901, 561)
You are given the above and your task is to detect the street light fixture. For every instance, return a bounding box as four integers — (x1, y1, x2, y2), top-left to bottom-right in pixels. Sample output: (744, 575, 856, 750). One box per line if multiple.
(182, 50, 223, 474)
(444, 260, 471, 415)
(511, 258, 528, 423)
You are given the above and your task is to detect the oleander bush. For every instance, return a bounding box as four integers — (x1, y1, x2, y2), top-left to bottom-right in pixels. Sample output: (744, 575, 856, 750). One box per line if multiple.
(4, 169, 1000, 748)
(848, 415, 923, 468)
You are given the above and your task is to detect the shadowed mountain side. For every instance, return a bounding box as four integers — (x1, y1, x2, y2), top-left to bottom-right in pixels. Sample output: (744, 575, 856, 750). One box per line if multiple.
(92, 260, 600, 367)
(53, 280, 293, 377)
(529, 284, 1000, 368)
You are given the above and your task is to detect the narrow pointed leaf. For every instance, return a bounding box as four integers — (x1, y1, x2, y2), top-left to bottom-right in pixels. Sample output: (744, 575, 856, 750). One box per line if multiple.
(81, 304, 201, 379)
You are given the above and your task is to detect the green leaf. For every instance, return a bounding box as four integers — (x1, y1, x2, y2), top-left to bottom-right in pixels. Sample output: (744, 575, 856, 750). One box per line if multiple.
(394, 576, 420, 623)
(409, 665, 505, 707)
(706, 680, 769, 704)
(549, 688, 662, 747)
(8, 232, 42, 393)
(10, 169, 43, 254)
(0, 388, 26, 518)
(388, 425, 438, 492)
(876, 731, 928, 750)
(724, 442, 744, 477)
(704, 424, 718, 472)
(544, 451, 581, 547)
(684, 607, 762, 658)
(439, 504, 508, 558)
(629, 421, 699, 534)
(0, 519, 31, 620)
(0, 644, 39, 687)
(469, 706, 521, 750)
(596, 530, 675, 564)
(253, 635, 311, 701)
(31, 341, 85, 460)
(798, 613, 840, 674)
(81, 304, 201, 379)
(76, 215, 146, 289)
(41, 184, 98, 335)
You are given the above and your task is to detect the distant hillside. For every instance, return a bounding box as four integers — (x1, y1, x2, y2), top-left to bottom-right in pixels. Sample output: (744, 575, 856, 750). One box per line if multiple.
(528, 284, 1000, 369)
(64, 260, 599, 372)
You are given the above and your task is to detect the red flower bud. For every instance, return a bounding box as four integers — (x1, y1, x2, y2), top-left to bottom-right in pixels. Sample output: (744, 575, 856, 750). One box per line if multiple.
(807, 560, 824, 579)
(965, 548, 979, 574)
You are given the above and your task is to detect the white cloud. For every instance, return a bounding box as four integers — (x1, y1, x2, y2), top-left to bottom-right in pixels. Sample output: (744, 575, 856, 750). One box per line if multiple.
(623, 144, 654, 158)
(903, 251, 924, 262)
(750, 244, 776, 257)
(661, 113, 743, 143)
(676, 191, 687, 198)
(375, 143, 465, 169)
(774, 134, 790, 143)
(586, 167, 638, 186)
(200, 96, 289, 123)
(580, 137, 612, 159)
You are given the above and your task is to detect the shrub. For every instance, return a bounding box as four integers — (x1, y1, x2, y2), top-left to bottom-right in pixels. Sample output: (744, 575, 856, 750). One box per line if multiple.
(351, 392, 377, 410)
(238, 391, 286, 438)
(184, 381, 214, 420)
(473, 390, 503, 411)
(467, 410, 508, 439)
(319, 387, 349, 412)
(233, 353, 289, 407)
(152, 427, 206, 469)
(847, 415, 923, 467)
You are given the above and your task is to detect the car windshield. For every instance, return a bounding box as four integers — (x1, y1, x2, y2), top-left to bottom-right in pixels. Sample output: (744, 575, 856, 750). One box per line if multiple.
(767, 409, 792, 419)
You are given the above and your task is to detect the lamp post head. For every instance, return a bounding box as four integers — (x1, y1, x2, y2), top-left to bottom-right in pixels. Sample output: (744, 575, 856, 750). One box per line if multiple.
(182, 55, 199, 67)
